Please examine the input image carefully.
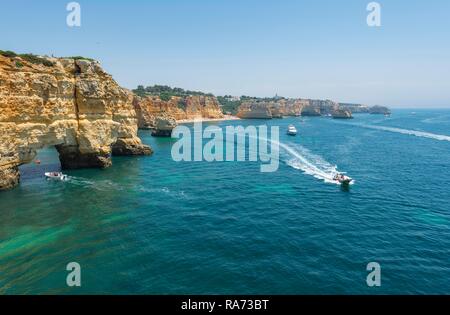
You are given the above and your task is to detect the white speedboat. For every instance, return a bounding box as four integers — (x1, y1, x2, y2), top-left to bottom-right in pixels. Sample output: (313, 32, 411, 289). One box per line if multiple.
(45, 172, 68, 181)
(287, 125, 297, 136)
(333, 173, 353, 186)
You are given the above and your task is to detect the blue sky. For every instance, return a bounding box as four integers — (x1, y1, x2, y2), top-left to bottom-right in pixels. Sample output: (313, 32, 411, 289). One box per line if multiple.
(1, 0, 450, 107)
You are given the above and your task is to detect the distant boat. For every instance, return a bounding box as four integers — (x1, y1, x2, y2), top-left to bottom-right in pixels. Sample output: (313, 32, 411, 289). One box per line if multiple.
(45, 172, 68, 181)
(287, 124, 297, 136)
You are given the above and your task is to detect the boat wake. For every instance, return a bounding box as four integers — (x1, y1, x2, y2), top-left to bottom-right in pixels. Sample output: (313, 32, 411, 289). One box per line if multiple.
(279, 143, 342, 184)
(221, 129, 346, 185)
(347, 123, 450, 142)
(66, 177, 125, 191)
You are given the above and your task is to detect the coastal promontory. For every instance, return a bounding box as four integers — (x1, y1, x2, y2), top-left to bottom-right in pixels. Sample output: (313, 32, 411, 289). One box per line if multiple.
(133, 90, 224, 136)
(0, 53, 151, 190)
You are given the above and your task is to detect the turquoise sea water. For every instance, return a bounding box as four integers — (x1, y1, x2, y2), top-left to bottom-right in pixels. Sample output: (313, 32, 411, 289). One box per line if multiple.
(1, 109, 450, 294)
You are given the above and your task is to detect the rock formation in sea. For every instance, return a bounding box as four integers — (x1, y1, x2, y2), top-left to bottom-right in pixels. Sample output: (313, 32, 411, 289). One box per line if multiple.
(151, 116, 177, 137)
(369, 105, 391, 115)
(332, 108, 353, 119)
(0, 54, 151, 191)
(339, 103, 370, 113)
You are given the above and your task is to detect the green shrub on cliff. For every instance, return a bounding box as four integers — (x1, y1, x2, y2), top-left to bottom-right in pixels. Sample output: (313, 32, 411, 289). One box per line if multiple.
(132, 84, 214, 98)
(160, 93, 172, 102)
(20, 54, 55, 67)
(0, 50, 17, 58)
(65, 56, 95, 62)
(177, 99, 187, 110)
(217, 96, 242, 115)
(0, 50, 55, 67)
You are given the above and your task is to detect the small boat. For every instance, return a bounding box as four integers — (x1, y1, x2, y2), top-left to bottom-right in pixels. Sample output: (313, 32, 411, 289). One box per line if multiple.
(287, 124, 297, 136)
(45, 172, 69, 181)
(333, 173, 353, 186)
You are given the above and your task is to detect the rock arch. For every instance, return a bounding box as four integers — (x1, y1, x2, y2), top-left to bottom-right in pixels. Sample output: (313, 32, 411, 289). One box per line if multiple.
(0, 55, 151, 190)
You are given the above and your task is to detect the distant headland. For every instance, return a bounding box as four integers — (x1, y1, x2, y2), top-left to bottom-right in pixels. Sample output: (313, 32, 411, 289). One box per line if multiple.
(132, 84, 391, 134)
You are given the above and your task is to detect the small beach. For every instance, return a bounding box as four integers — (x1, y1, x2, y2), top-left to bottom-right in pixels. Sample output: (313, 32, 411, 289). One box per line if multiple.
(177, 115, 240, 124)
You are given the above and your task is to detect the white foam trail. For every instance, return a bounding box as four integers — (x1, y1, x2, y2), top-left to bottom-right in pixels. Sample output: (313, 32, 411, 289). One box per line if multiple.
(67, 177, 124, 191)
(346, 123, 450, 142)
(194, 126, 346, 185)
(241, 132, 343, 184)
(279, 143, 340, 184)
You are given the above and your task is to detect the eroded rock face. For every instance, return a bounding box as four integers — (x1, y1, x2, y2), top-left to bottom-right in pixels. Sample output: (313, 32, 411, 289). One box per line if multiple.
(184, 95, 224, 120)
(280, 99, 308, 116)
(370, 105, 391, 115)
(300, 104, 321, 116)
(332, 109, 353, 119)
(237, 102, 273, 119)
(151, 116, 177, 137)
(0, 55, 151, 190)
(237, 100, 307, 118)
(134, 95, 223, 129)
(0, 166, 20, 191)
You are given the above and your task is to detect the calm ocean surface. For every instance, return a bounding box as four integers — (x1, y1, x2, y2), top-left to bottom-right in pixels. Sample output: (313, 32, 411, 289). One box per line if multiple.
(1, 109, 450, 294)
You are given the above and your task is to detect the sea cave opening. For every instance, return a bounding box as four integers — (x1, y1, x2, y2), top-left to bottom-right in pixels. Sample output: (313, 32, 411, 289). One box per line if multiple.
(18, 146, 62, 182)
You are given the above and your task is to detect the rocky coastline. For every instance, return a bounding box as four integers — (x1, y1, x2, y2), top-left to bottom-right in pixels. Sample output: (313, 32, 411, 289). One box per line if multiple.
(0, 50, 392, 190)
(0, 54, 151, 190)
(133, 94, 224, 136)
(234, 98, 383, 119)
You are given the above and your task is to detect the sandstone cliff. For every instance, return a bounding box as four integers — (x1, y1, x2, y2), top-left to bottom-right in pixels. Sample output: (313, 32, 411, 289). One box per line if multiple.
(300, 104, 322, 116)
(133, 94, 223, 128)
(281, 99, 308, 116)
(237, 99, 307, 119)
(301, 99, 339, 116)
(236, 102, 273, 119)
(0, 54, 151, 191)
(151, 116, 177, 137)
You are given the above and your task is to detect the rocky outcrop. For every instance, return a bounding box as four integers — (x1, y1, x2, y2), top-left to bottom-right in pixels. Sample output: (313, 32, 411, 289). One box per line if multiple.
(339, 103, 370, 113)
(269, 104, 284, 118)
(134, 95, 183, 128)
(237, 99, 308, 118)
(0, 54, 151, 190)
(184, 95, 224, 120)
(332, 109, 353, 119)
(237, 102, 273, 119)
(282, 99, 308, 116)
(317, 100, 339, 115)
(300, 104, 321, 116)
(236, 98, 384, 119)
(370, 105, 391, 115)
(151, 116, 177, 137)
(300, 99, 339, 116)
(134, 95, 223, 129)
